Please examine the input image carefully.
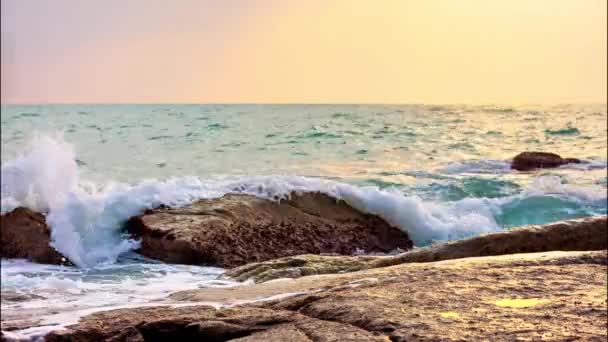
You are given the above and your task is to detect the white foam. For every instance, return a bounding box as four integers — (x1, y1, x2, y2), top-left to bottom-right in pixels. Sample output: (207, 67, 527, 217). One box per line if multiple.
(0, 258, 238, 340)
(440, 159, 512, 174)
(332, 185, 501, 244)
(1, 133, 79, 213)
(559, 159, 608, 171)
(524, 175, 607, 202)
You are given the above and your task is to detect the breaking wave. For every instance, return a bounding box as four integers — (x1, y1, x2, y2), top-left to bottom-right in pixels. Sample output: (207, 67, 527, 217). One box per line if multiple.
(1, 135, 606, 267)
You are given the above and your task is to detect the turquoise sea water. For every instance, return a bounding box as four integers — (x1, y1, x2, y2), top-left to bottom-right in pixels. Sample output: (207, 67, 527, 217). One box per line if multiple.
(1, 104, 606, 338)
(2, 104, 606, 183)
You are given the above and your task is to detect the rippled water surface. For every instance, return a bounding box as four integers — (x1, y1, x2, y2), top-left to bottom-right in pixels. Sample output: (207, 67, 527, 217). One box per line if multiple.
(2, 104, 605, 182)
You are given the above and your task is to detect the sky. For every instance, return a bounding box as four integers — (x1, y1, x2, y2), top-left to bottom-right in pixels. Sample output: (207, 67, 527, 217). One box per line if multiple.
(1, 0, 606, 104)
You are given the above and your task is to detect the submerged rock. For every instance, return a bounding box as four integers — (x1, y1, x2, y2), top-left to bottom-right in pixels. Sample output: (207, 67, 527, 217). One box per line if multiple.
(226, 215, 608, 282)
(45, 250, 608, 341)
(127, 192, 412, 268)
(0, 207, 67, 264)
(511, 151, 581, 171)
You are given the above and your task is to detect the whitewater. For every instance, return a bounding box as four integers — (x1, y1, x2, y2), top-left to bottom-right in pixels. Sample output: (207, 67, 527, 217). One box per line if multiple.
(1, 104, 606, 338)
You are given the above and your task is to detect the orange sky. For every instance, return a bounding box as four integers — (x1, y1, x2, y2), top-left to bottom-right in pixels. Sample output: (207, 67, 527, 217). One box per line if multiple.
(1, 0, 606, 104)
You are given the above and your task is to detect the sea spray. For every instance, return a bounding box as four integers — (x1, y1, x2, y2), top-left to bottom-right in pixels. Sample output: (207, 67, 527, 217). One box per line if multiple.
(1, 133, 79, 213)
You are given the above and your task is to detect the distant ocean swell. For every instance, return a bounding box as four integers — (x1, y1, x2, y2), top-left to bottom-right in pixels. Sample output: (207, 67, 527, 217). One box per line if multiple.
(1, 135, 605, 268)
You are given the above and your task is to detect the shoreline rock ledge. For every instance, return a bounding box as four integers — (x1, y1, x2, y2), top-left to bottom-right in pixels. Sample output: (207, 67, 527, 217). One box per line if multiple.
(46, 250, 608, 342)
(127, 192, 413, 268)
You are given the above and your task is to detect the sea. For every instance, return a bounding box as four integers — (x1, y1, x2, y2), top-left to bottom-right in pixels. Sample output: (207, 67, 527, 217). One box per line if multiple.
(1, 104, 607, 339)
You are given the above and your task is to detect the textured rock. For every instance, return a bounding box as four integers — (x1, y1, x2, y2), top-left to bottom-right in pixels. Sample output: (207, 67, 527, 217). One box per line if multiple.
(46, 250, 608, 341)
(45, 306, 388, 342)
(375, 215, 607, 265)
(262, 251, 607, 342)
(226, 215, 608, 282)
(0, 207, 67, 264)
(225, 254, 380, 283)
(511, 151, 581, 171)
(127, 192, 412, 268)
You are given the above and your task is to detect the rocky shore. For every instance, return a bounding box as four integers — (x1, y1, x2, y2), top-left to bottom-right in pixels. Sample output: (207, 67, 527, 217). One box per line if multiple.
(1, 192, 606, 341)
(45, 250, 607, 341)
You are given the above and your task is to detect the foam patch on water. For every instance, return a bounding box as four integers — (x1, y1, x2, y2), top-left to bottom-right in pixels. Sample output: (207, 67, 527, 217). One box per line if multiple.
(440, 159, 512, 174)
(1, 135, 606, 267)
(524, 175, 607, 202)
(559, 159, 608, 171)
(0, 257, 239, 340)
(1, 255, 310, 340)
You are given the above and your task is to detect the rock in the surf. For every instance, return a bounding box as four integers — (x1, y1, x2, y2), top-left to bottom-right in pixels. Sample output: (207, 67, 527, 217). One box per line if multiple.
(511, 151, 581, 171)
(0, 207, 67, 264)
(127, 192, 412, 268)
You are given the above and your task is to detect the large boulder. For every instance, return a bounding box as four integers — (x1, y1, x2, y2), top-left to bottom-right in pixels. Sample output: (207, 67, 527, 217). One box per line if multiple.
(511, 151, 581, 171)
(45, 250, 608, 341)
(0, 207, 67, 264)
(127, 192, 412, 268)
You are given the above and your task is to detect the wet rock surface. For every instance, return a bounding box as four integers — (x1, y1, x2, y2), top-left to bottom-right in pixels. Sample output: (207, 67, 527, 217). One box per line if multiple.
(127, 192, 412, 268)
(226, 215, 608, 282)
(45, 250, 608, 341)
(511, 151, 581, 171)
(0, 207, 67, 264)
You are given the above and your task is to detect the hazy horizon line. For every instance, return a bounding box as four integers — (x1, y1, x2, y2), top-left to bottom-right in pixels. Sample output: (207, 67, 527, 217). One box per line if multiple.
(2, 101, 607, 107)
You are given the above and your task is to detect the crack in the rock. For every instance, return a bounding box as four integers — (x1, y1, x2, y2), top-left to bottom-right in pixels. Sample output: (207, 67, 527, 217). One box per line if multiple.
(291, 323, 317, 342)
(264, 294, 393, 339)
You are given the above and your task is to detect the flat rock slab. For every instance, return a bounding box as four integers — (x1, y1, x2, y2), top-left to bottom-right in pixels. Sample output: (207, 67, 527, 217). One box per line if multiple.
(45, 250, 608, 341)
(127, 192, 412, 268)
(45, 306, 388, 342)
(0, 207, 66, 264)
